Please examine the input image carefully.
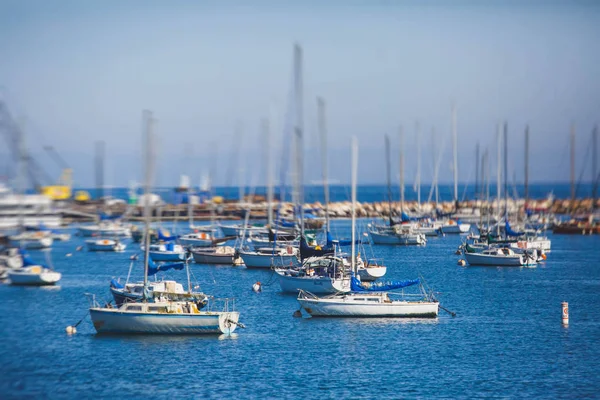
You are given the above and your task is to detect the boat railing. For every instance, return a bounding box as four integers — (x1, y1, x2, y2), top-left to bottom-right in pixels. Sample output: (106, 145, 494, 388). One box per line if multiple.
(205, 297, 236, 312)
(84, 292, 102, 308)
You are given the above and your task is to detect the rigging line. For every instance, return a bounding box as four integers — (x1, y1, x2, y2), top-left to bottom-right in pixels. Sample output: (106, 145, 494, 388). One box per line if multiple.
(574, 133, 594, 199)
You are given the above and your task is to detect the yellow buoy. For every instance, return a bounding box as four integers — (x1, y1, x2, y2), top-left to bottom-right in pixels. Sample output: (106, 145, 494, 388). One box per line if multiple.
(66, 326, 77, 334)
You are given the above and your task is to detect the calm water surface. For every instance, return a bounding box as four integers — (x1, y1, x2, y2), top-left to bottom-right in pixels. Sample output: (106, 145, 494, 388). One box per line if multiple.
(1, 220, 599, 398)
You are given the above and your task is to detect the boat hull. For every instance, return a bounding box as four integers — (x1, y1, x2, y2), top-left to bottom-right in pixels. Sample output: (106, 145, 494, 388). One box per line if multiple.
(9, 237, 53, 249)
(277, 273, 350, 294)
(464, 252, 527, 266)
(298, 298, 439, 317)
(8, 270, 61, 286)
(370, 231, 425, 245)
(89, 308, 239, 335)
(240, 252, 298, 269)
(149, 251, 186, 262)
(192, 251, 235, 265)
(179, 238, 213, 247)
(86, 240, 126, 252)
(78, 226, 131, 237)
(357, 266, 387, 282)
(440, 223, 471, 234)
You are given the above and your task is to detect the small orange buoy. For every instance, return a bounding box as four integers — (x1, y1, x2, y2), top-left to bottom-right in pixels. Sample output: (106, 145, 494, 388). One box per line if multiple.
(252, 282, 262, 292)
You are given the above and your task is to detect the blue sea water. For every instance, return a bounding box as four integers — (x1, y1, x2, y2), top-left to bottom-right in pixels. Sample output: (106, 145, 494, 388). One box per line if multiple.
(1, 220, 599, 398)
(84, 182, 596, 204)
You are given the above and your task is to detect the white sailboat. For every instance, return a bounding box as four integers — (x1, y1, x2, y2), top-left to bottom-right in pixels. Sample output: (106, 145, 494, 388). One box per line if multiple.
(191, 246, 241, 265)
(7, 252, 61, 286)
(148, 242, 187, 262)
(78, 221, 131, 237)
(464, 245, 536, 267)
(297, 137, 439, 318)
(86, 238, 126, 252)
(89, 110, 241, 335)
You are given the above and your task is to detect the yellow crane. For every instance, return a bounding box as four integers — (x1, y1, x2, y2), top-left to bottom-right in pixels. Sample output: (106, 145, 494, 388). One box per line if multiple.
(40, 146, 72, 200)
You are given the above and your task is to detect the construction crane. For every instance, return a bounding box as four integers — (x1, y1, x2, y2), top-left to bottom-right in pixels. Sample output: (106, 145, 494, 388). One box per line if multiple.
(0, 99, 72, 200)
(41, 145, 72, 200)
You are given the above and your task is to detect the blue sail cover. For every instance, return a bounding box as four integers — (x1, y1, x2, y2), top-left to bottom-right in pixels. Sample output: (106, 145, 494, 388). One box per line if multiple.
(19, 250, 49, 269)
(147, 259, 185, 276)
(158, 229, 178, 242)
(99, 213, 120, 221)
(351, 276, 420, 292)
(505, 221, 525, 237)
(110, 278, 124, 289)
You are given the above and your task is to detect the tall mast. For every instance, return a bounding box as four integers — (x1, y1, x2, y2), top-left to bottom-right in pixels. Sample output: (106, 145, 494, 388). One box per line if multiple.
(142, 110, 154, 292)
(524, 125, 530, 207)
(503, 122, 508, 223)
(399, 125, 405, 213)
(17, 123, 25, 231)
(570, 124, 575, 207)
(452, 104, 458, 206)
(318, 97, 330, 232)
(485, 149, 490, 228)
(432, 127, 439, 207)
(593, 125, 598, 211)
(264, 118, 274, 226)
(95, 141, 105, 203)
(385, 134, 393, 225)
(496, 123, 502, 234)
(475, 142, 480, 200)
(416, 121, 421, 208)
(351, 136, 358, 275)
(294, 43, 304, 235)
(479, 146, 485, 201)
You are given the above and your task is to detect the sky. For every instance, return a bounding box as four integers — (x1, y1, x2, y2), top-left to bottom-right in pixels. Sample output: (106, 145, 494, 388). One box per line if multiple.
(0, 0, 599, 189)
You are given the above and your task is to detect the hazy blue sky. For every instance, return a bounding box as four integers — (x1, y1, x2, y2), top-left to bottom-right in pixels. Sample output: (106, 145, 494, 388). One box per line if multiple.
(1, 0, 599, 189)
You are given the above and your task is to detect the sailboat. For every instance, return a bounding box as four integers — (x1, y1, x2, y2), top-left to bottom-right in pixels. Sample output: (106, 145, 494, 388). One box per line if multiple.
(297, 137, 439, 317)
(369, 133, 426, 245)
(89, 110, 241, 335)
(7, 251, 61, 286)
(438, 106, 471, 234)
(86, 238, 126, 252)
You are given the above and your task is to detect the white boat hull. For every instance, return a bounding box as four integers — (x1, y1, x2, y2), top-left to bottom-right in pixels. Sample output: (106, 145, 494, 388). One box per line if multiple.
(86, 240, 126, 252)
(89, 308, 240, 335)
(464, 252, 529, 266)
(240, 252, 299, 269)
(8, 269, 61, 286)
(179, 237, 213, 247)
(277, 272, 350, 294)
(357, 266, 387, 282)
(0, 215, 62, 230)
(298, 297, 438, 317)
(149, 251, 187, 262)
(370, 231, 426, 245)
(78, 225, 131, 237)
(9, 237, 53, 249)
(440, 223, 471, 234)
